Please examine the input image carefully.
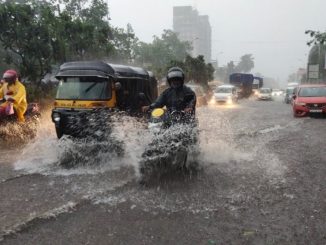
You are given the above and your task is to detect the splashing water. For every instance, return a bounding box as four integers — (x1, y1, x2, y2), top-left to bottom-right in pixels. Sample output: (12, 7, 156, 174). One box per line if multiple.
(14, 106, 286, 183)
(14, 110, 151, 176)
(0, 117, 39, 147)
(196, 107, 286, 180)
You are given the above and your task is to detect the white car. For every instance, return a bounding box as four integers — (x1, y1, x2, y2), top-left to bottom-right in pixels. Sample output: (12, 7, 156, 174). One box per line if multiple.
(257, 88, 273, 100)
(213, 85, 238, 104)
(272, 89, 283, 96)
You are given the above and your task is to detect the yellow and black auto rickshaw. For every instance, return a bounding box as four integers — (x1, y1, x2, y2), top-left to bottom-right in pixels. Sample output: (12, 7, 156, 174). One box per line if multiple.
(51, 61, 157, 138)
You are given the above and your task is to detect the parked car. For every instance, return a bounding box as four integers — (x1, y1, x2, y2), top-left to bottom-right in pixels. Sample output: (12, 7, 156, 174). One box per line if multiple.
(292, 84, 326, 117)
(257, 87, 272, 100)
(213, 84, 238, 104)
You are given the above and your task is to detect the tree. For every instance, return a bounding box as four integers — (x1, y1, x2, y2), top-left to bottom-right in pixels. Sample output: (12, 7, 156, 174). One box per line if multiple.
(0, 1, 56, 81)
(306, 30, 326, 46)
(165, 55, 214, 88)
(225, 61, 236, 82)
(111, 24, 138, 63)
(134, 30, 192, 77)
(236, 54, 254, 72)
(0, 0, 115, 83)
(56, 0, 114, 61)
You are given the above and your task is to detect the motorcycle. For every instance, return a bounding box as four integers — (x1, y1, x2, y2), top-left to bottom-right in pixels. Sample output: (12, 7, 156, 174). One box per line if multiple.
(139, 108, 199, 184)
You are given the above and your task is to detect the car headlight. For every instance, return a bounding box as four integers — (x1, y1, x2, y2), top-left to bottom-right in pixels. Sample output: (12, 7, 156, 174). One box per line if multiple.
(296, 102, 306, 106)
(52, 112, 61, 122)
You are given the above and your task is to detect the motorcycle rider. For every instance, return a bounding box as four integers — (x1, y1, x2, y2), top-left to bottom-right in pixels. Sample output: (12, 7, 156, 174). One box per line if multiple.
(142, 67, 196, 114)
(0, 70, 27, 123)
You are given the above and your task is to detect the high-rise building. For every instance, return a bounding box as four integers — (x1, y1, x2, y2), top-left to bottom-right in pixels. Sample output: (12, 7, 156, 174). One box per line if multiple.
(173, 6, 211, 62)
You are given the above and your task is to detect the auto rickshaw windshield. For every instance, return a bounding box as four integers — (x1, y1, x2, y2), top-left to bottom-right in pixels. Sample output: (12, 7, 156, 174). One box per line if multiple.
(56, 77, 112, 100)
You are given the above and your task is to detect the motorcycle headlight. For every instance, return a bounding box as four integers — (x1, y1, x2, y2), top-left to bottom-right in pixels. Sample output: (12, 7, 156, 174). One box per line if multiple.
(52, 112, 61, 122)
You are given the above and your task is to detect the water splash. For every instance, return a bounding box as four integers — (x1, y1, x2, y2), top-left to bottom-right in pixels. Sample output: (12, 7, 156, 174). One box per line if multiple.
(14, 110, 151, 177)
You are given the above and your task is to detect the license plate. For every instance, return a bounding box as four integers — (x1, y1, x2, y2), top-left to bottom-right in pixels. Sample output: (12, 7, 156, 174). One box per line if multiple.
(310, 109, 322, 113)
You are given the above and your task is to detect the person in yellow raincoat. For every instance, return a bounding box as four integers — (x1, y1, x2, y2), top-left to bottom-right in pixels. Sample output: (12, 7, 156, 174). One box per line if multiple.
(0, 70, 27, 123)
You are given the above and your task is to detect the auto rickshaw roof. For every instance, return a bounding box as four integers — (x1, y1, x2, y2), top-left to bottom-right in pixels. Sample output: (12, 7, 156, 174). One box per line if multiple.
(109, 64, 149, 79)
(56, 61, 115, 78)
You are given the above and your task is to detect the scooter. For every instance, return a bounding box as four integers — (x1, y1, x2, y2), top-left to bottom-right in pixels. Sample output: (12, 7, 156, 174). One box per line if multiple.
(0, 100, 40, 123)
(139, 108, 199, 184)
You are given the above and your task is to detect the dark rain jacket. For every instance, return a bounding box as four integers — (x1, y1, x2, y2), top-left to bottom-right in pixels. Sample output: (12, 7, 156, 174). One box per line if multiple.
(149, 85, 196, 113)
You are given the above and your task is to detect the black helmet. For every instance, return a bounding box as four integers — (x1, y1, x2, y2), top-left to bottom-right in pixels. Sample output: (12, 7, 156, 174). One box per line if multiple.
(166, 67, 185, 86)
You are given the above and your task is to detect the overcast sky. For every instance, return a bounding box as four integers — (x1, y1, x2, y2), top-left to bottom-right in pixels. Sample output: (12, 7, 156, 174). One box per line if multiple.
(108, 0, 326, 83)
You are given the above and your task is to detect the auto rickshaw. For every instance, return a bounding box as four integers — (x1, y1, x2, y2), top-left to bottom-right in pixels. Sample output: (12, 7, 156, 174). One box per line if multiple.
(51, 61, 157, 138)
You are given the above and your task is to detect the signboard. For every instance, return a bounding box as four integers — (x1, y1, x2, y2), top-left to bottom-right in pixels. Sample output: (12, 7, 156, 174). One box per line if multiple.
(308, 64, 319, 79)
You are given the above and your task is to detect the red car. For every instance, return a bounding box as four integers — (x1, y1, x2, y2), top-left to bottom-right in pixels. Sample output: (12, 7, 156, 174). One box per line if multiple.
(292, 84, 326, 117)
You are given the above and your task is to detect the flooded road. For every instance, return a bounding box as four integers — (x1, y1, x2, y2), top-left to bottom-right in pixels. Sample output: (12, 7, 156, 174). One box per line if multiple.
(1, 98, 326, 244)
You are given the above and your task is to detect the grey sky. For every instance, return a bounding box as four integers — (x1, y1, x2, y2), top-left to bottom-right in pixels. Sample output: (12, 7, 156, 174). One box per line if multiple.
(108, 0, 326, 83)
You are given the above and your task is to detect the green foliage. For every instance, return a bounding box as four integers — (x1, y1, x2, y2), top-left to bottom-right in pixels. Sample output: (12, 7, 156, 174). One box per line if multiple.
(306, 30, 326, 46)
(236, 54, 254, 73)
(134, 30, 192, 77)
(0, 1, 56, 81)
(0, 1, 213, 98)
(165, 55, 215, 88)
(0, 0, 114, 85)
(25, 82, 57, 102)
(55, 0, 114, 61)
(215, 54, 255, 83)
(111, 24, 138, 63)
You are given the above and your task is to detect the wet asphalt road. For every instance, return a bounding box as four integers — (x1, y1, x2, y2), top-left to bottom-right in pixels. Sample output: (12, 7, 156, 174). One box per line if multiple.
(0, 97, 326, 245)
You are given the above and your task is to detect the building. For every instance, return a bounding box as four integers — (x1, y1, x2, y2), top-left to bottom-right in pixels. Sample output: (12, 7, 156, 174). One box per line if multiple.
(173, 6, 211, 62)
(307, 44, 326, 84)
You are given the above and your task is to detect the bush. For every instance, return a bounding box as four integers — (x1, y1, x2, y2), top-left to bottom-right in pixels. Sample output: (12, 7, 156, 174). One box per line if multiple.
(25, 82, 57, 103)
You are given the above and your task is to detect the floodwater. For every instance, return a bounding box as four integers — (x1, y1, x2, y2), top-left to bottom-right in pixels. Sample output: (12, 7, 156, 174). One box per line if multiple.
(2, 98, 325, 244)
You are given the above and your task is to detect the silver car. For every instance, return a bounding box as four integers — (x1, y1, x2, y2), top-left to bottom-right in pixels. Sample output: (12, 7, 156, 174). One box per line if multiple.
(257, 88, 272, 100)
(214, 85, 238, 104)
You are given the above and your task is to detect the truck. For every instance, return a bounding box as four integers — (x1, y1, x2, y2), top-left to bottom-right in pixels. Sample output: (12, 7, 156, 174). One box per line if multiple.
(229, 73, 255, 98)
(252, 76, 264, 96)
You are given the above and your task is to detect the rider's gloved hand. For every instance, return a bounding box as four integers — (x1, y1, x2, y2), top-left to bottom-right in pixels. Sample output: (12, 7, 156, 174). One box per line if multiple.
(142, 106, 150, 113)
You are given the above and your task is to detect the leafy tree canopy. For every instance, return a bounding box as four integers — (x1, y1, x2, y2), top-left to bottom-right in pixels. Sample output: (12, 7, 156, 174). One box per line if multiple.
(167, 55, 215, 88)
(134, 30, 192, 77)
(0, 0, 114, 82)
(306, 30, 326, 46)
(236, 54, 254, 73)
